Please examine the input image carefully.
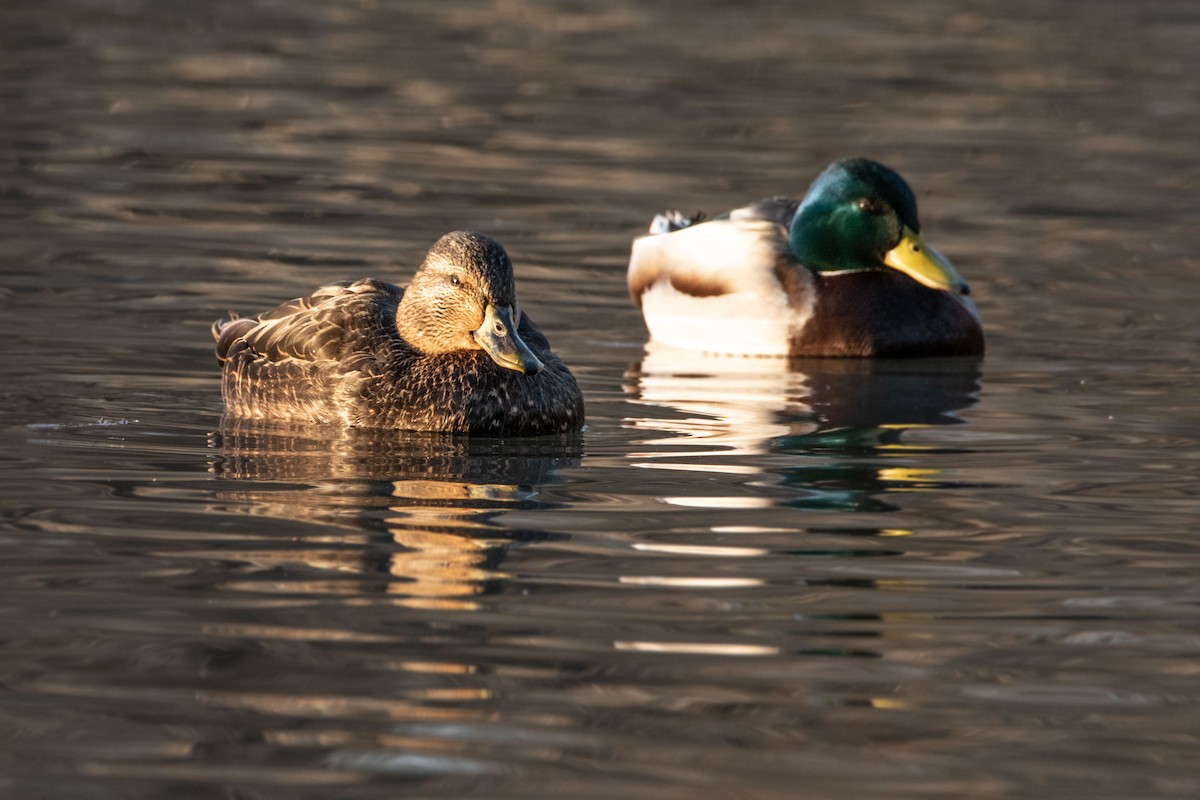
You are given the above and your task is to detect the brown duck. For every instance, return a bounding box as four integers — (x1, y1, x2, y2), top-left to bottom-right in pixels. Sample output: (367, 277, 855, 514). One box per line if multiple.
(213, 231, 584, 434)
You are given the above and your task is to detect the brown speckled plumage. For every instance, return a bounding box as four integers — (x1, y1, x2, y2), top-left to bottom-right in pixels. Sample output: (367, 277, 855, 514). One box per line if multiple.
(213, 232, 584, 434)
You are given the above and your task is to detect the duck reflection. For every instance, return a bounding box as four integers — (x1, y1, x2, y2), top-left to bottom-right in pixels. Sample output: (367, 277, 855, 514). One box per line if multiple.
(208, 420, 580, 608)
(624, 342, 981, 512)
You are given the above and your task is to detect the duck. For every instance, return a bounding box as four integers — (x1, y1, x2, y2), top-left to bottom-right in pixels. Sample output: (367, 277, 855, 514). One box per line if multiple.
(213, 231, 584, 434)
(627, 157, 984, 358)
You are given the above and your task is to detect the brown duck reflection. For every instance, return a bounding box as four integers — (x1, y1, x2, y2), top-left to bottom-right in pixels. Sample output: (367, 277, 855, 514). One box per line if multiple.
(624, 342, 982, 512)
(208, 421, 580, 607)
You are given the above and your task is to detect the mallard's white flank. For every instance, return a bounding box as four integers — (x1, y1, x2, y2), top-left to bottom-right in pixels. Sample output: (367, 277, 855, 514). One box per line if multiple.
(629, 212, 816, 356)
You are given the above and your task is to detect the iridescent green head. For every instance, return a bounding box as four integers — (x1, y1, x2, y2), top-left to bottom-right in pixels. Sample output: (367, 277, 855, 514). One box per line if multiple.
(789, 158, 969, 294)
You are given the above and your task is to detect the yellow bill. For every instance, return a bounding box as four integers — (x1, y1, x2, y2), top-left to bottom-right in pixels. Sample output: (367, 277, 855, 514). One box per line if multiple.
(883, 226, 970, 294)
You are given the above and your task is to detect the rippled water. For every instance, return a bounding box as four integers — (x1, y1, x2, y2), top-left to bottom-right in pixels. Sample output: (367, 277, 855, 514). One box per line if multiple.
(3, 1, 1199, 798)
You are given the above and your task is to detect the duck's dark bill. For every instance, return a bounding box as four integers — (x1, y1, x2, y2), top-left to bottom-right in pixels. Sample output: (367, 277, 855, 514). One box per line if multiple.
(473, 305, 544, 376)
(883, 226, 970, 294)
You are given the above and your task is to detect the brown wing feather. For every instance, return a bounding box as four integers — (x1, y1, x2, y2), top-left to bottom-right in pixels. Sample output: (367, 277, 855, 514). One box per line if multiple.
(212, 281, 372, 364)
(213, 279, 406, 422)
(211, 277, 584, 432)
(239, 280, 398, 362)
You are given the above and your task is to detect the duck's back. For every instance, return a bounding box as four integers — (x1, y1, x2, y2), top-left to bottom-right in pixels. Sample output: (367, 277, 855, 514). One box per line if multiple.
(214, 280, 583, 433)
(627, 198, 813, 357)
(214, 279, 400, 425)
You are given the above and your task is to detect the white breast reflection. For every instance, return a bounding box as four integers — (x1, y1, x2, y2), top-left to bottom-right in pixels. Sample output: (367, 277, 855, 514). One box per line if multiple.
(624, 341, 818, 461)
(627, 342, 980, 450)
(623, 341, 982, 504)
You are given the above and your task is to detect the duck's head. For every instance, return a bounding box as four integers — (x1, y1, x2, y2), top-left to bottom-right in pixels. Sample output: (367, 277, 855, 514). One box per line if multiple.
(789, 158, 970, 294)
(400, 231, 544, 375)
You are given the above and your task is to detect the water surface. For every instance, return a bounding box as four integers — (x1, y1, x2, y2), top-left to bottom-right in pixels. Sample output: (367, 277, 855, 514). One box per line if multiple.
(2, 1, 1199, 798)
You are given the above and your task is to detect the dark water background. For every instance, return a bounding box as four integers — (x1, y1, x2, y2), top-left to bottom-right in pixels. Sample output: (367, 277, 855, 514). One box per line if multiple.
(2, 1, 1199, 798)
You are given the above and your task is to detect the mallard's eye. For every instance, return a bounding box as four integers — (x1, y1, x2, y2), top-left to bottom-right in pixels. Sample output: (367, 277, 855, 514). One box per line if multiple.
(448, 274, 460, 287)
(856, 198, 879, 214)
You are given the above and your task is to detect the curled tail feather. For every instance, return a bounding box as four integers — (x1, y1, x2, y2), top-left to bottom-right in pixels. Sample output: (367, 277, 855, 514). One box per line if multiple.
(212, 313, 257, 364)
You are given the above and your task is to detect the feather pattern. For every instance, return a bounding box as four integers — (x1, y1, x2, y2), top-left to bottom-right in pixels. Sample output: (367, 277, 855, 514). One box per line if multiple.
(213, 233, 584, 434)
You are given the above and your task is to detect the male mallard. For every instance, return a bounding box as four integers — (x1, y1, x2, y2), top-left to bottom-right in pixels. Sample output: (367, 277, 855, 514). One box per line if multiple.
(213, 231, 584, 434)
(627, 158, 984, 357)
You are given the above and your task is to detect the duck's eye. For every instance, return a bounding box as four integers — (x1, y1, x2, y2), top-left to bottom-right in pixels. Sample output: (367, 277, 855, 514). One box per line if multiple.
(856, 197, 879, 214)
(448, 274, 461, 287)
